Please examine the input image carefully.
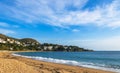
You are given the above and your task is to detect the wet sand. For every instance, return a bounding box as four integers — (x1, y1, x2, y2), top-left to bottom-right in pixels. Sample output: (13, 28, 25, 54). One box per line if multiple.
(0, 51, 115, 73)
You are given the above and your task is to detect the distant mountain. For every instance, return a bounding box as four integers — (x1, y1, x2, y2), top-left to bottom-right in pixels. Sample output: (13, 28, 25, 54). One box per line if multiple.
(0, 33, 93, 51)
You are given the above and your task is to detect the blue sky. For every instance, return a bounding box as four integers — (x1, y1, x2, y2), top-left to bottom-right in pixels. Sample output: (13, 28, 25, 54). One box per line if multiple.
(0, 0, 120, 51)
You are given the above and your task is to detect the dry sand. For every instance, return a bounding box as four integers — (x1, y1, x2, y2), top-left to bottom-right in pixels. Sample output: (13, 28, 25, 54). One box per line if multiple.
(0, 51, 115, 73)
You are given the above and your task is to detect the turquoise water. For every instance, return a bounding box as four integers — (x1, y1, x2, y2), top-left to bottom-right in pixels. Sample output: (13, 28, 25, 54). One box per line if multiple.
(14, 51, 120, 72)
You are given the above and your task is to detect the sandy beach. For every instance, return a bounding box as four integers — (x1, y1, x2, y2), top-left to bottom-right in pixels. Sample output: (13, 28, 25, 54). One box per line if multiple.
(0, 51, 115, 73)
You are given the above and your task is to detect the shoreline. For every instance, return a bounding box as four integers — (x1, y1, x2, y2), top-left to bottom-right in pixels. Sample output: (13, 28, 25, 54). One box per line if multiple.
(0, 51, 115, 73)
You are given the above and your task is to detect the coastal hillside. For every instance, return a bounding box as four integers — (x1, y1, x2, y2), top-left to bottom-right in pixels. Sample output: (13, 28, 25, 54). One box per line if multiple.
(0, 33, 92, 51)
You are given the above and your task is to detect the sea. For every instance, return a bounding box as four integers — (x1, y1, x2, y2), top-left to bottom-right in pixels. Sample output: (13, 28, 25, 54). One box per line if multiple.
(13, 51, 120, 73)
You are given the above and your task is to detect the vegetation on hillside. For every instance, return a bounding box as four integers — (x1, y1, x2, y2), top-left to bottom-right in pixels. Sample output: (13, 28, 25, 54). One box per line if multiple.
(0, 34, 93, 51)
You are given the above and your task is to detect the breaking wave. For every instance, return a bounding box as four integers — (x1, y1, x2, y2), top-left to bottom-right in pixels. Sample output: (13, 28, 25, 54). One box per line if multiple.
(12, 53, 120, 73)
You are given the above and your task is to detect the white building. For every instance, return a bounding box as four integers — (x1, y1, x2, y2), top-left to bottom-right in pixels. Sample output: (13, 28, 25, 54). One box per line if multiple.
(55, 46, 59, 49)
(0, 38, 6, 43)
(47, 46, 53, 50)
(10, 47, 13, 50)
(9, 40, 14, 43)
(0, 38, 4, 43)
(7, 38, 10, 42)
(43, 46, 48, 50)
(64, 46, 68, 49)
(15, 41, 21, 44)
(2, 41, 6, 43)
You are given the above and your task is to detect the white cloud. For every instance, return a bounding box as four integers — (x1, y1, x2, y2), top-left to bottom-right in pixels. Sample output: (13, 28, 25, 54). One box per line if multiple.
(0, 28, 15, 35)
(0, 22, 19, 28)
(72, 29, 80, 32)
(1, 0, 120, 28)
(0, 22, 9, 27)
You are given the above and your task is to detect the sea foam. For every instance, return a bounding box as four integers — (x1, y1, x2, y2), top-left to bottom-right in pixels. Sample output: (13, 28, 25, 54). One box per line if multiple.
(12, 53, 120, 73)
